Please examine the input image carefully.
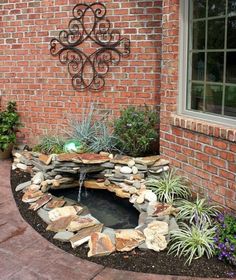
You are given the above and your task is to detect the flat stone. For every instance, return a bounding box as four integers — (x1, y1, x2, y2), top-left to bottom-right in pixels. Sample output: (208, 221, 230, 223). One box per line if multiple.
(102, 227, 116, 244)
(22, 190, 44, 203)
(115, 188, 130, 199)
(50, 182, 80, 190)
(110, 155, 134, 166)
(134, 155, 160, 166)
(147, 202, 179, 217)
(115, 229, 145, 252)
(88, 232, 115, 257)
(120, 166, 132, 174)
(70, 223, 103, 248)
(149, 166, 170, 174)
(27, 184, 41, 192)
(129, 187, 138, 194)
(132, 181, 141, 189)
(53, 231, 75, 242)
(134, 164, 148, 171)
(39, 154, 53, 165)
(37, 208, 51, 224)
(101, 162, 115, 168)
(152, 158, 170, 167)
(31, 159, 54, 172)
(56, 153, 83, 162)
(32, 172, 44, 185)
(29, 193, 52, 211)
(45, 198, 66, 209)
(48, 206, 83, 221)
(134, 201, 149, 213)
(145, 220, 169, 235)
(84, 180, 107, 190)
(46, 215, 75, 232)
(67, 215, 98, 232)
(75, 153, 110, 164)
(15, 181, 31, 192)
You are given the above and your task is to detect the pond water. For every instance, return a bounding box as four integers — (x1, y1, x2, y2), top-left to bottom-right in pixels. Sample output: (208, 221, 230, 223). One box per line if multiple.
(49, 187, 139, 229)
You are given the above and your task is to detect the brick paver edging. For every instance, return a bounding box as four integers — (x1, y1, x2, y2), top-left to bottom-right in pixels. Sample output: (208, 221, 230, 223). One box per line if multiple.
(0, 160, 230, 280)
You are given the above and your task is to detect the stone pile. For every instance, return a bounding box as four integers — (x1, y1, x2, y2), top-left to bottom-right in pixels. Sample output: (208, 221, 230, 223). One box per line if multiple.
(13, 148, 179, 257)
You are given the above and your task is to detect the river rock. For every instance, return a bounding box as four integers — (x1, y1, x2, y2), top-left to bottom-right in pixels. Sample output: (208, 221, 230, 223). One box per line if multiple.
(88, 232, 115, 257)
(136, 194, 145, 204)
(29, 193, 52, 211)
(53, 231, 74, 242)
(22, 190, 44, 203)
(32, 172, 44, 185)
(70, 223, 103, 248)
(48, 206, 83, 221)
(144, 190, 157, 202)
(120, 166, 132, 174)
(129, 187, 138, 194)
(46, 215, 75, 232)
(133, 181, 141, 189)
(115, 229, 145, 251)
(16, 163, 28, 171)
(15, 181, 31, 192)
(67, 215, 98, 232)
(132, 166, 138, 174)
(149, 166, 170, 174)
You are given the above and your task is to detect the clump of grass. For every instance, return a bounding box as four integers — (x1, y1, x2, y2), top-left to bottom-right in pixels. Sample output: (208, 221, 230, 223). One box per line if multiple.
(146, 169, 191, 203)
(33, 135, 65, 154)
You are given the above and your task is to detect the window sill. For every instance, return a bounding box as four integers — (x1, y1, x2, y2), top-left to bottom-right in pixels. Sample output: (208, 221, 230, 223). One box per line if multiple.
(170, 113, 236, 143)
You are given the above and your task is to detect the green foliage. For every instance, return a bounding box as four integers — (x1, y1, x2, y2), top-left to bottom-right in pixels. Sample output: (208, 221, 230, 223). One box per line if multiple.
(67, 105, 119, 153)
(33, 135, 65, 154)
(176, 195, 220, 225)
(0, 101, 20, 151)
(146, 169, 191, 203)
(168, 222, 216, 265)
(113, 106, 158, 156)
(214, 214, 236, 265)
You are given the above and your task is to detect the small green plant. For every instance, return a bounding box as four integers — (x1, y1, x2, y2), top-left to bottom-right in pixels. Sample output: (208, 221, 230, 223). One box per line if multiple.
(0, 101, 20, 151)
(214, 213, 236, 266)
(146, 169, 191, 203)
(113, 105, 158, 156)
(168, 222, 216, 265)
(67, 105, 119, 153)
(33, 135, 66, 154)
(176, 195, 220, 225)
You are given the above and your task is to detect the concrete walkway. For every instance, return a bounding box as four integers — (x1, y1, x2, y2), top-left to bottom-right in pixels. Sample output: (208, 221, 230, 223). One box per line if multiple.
(0, 160, 226, 280)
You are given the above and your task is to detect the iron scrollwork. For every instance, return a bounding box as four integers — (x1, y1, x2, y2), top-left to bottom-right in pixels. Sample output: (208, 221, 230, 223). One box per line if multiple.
(50, 2, 131, 91)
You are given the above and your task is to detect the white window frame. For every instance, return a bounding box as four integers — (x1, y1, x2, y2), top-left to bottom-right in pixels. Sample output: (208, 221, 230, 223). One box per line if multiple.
(178, 0, 236, 127)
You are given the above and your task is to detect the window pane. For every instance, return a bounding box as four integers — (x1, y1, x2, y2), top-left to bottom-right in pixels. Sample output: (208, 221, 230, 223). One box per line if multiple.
(208, 19, 225, 49)
(192, 53, 205, 80)
(227, 16, 236, 49)
(205, 84, 223, 114)
(207, 52, 224, 82)
(228, 0, 236, 17)
(190, 83, 204, 110)
(226, 52, 236, 83)
(225, 86, 236, 117)
(208, 0, 226, 17)
(193, 0, 206, 19)
(193, 21, 205, 50)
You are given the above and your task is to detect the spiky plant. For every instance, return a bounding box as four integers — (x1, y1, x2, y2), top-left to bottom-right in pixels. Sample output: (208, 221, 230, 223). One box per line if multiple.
(146, 169, 191, 203)
(176, 194, 220, 225)
(168, 222, 216, 265)
(34, 135, 65, 154)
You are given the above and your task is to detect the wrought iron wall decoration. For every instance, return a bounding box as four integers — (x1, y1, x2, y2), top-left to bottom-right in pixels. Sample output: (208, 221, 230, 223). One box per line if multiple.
(50, 2, 131, 91)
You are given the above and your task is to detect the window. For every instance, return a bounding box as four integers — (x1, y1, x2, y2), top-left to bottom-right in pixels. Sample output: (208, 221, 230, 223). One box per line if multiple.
(180, 0, 236, 125)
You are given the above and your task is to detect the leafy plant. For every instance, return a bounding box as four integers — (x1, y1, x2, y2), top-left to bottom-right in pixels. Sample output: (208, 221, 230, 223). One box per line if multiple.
(113, 105, 158, 156)
(146, 169, 191, 203)
(176, 195, 220, 225)
(214, 213, 236, 266)
(0, 101, 20, 151)
(33, 135, 66, 154)
(67, 105, 119, 153)
(168, 222, 216, 265)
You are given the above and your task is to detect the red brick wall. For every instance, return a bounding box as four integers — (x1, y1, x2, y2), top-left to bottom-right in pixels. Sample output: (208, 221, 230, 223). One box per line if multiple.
(160, 0, 236, 212)
(0, 0, 162, 143)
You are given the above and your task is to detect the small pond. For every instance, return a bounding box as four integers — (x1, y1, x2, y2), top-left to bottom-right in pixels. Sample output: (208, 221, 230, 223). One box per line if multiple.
(49, 187, 139, 229)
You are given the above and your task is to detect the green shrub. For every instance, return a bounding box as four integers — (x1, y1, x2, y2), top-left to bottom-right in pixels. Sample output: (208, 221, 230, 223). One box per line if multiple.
(146, 169, 191, 203)
(0, 101, 20, 151)
(168, 222, 216, 265)
(176, 195, 220, 225)
(113, 105, 158, 156)
(33, 135, 65, 154)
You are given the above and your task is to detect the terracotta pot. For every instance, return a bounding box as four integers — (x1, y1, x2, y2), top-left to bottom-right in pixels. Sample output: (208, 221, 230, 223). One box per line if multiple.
(0, 143, 13, 160)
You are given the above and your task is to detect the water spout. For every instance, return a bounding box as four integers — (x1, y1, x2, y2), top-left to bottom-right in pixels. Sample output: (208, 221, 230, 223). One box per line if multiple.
(77, 169, 87, 202)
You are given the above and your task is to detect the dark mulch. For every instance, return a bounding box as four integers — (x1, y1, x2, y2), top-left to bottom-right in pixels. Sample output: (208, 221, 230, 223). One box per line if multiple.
(11, 169, 236, 278)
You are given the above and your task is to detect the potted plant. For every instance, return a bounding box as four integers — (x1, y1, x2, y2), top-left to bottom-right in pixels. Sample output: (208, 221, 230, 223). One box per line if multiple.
(0, 101, 20, 159)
